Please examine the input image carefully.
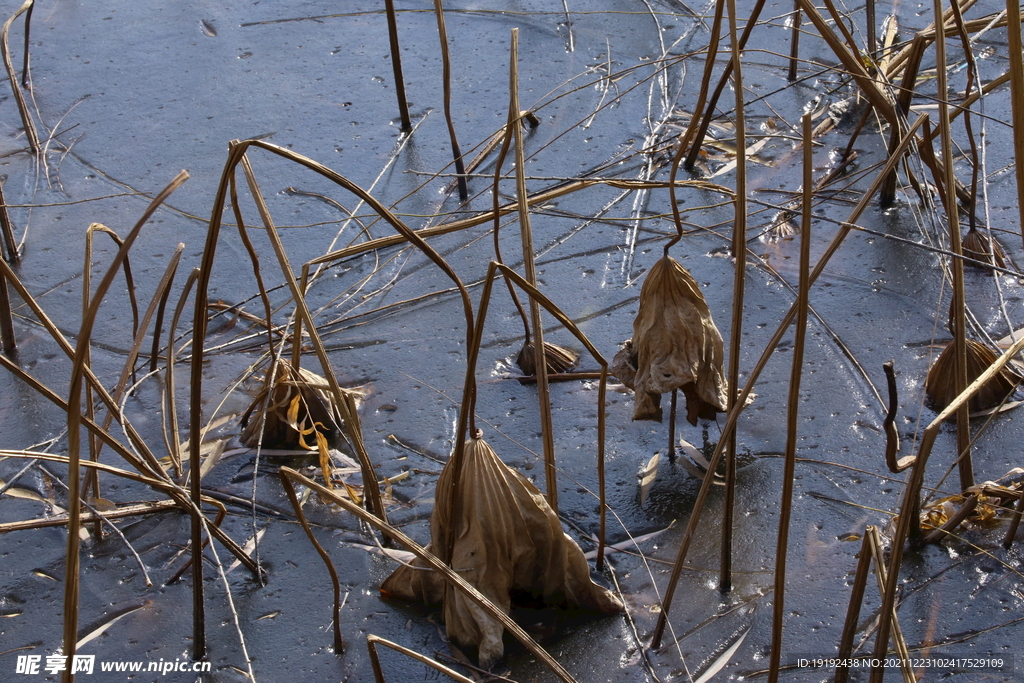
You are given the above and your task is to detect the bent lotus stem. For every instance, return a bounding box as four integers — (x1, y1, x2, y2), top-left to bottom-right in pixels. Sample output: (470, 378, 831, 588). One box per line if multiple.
(470, 261, 609, 568)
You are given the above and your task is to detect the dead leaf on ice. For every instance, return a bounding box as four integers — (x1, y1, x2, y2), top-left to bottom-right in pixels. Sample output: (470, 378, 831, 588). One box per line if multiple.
(612, 256, 727, 424)
(380, 435, 622, 668)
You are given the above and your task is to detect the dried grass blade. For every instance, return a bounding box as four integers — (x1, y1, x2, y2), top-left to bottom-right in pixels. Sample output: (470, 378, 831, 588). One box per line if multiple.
(162, 267, 198, 479)
(62, 170, 188, 680)
(794, 0, 897, 125)
(931, 0, 973, 491)
(834, 529, 875, 683)
(867, 527, 914, 683)
(279, 467, 580, 683)
(0, 260, 14, 353)
(0, 180, 18, 263)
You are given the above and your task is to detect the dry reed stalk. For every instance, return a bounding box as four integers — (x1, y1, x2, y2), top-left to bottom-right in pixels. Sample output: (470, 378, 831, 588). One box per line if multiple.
(0, 266, 14, 353)
(683, 0, 767, 171)
(280, 473, 344, 653)
(62, 172, 188, 680)
(882, 361, 915, 473)
(239, 155, 390, 524)
(367, 635, 474, 683)
(667, 0, 724, 207)
(490, 39, 577, 378)
(1, 0, 38, 155)
(0, 325, 258, 574)
(766, 113, 813, 683)
(217, 139, 483, 547)
(384, 0, 412, 132)
(471, 261, 609, 568)
(509, 30, 559, 514)
(794, 0, 898, 126)
(279, 467, 580, 683)
(719, 0, 748, 594)
(162, 268, 198, 479)
(932, 0, 973, 492)
(0, 181, 18, 263)
(650, 115, 928, 649)
(866, 529, 914, 683)
(19, 0, 30, 87)
(312, 176, 731, 264)
(882, 0, 977, 78)
(1005, 491, 1024, 548)
(1007, 0, 1024, 252)
(880, 33, 927, 206)
(432, 0, 468, 201)
(833, 529, 875, 683)
(866, 0, 876, 55)
(788, 0, 802, 81)
(871, 332, 1024, 683)
(0, 498, 179, 533)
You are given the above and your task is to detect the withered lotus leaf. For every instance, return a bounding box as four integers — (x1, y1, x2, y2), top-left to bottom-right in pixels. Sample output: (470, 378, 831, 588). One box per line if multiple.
(240, 359, 345, 449)
(516, 340, 579, 376)
(381, 436, 623, 668)
(924, 339, 1021, 413)
(962, 228, 1006, 271)
(614, 255, 727, 424)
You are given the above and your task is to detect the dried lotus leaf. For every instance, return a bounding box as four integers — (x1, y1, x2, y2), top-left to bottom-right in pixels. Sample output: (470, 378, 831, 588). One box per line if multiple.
(924, 339, 1021, 414)
(610, 340, 637, 390)
(962, 228, 1006, 271)
(516, 340, 579, 376)
(629, 256, 727, 424)
(381, 436, 622, 668)
(240, 359, 349, 449)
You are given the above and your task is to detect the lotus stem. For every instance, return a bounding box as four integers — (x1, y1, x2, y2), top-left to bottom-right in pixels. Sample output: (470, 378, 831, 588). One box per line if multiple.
(767, 112, 813, 683)
(384, 0, 412, 132)
(651, 115, 928, 650)
(833, 529, 875, 683)
(719, 0, 747, 593)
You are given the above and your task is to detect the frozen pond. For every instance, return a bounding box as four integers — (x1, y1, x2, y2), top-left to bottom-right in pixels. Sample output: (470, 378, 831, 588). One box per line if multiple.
(1, 1, 1022, 681)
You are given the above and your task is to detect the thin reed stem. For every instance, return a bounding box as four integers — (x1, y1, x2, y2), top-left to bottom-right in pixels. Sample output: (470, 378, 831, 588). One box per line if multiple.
(666, 0, 724, 251)
(767, 112, 813, 683)
(1006, 0, 1024, 252)
(384, 0, 412, 132)
(281, 474, 344, 653)
(62, 172, 189, 682)
(0, 181, 18, 263)
(0, 262, 15, 354)
(788, 1, 801, 81)
(366, 635, 475, 683)
(833, 529, 874, 683)
(1, 1, 37, 154)
(432, 0, 468, 201)
(509, 29, 558, 514)
(719, 0, 747, 593)
(932, 0, 973, 492)
(683, 0, 767, 171)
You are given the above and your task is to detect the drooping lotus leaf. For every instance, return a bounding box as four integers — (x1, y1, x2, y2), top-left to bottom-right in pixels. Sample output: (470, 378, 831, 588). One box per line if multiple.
(924, 338, 1020, 413)
(614, 255, 727, 424)
(381, 436, 622, 668)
